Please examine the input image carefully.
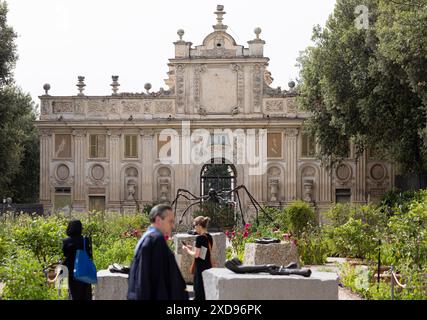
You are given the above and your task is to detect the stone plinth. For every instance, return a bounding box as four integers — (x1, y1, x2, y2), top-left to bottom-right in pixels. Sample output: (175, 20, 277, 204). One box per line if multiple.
(174, 232, 226, 284)
(243, 242, 299, 267)
(202, 268, 339, 300)
(94, 269, 128, 300)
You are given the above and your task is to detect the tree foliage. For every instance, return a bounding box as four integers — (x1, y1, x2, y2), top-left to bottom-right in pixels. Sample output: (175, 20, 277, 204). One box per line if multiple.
(298, 0, 427, 173)
(0, 1, 39, 202)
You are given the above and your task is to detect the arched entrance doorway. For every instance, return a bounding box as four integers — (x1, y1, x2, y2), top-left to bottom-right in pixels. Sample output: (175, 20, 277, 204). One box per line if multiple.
(200, 158, 236, 201)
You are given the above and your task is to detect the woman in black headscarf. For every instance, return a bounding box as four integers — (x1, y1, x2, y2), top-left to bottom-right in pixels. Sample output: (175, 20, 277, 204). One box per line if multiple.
(62, 220, 93, 300)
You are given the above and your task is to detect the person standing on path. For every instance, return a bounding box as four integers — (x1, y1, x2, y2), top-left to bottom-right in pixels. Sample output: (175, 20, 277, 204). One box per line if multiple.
(127, 204, 188, 300)
(62, 220, 93, 300)
(182, 216, 214, 300)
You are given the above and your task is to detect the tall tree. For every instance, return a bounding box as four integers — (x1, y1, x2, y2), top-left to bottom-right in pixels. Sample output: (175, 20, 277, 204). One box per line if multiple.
(297, 0, 427, 174)
(0, 1, 39, 203)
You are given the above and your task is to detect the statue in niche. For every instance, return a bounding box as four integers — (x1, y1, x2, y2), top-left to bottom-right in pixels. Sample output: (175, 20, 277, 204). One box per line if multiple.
(127, 180, 137, 201)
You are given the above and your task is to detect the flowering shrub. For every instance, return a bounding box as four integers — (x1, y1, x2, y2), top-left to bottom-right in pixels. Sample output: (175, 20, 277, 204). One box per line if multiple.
(226, 224, 252, 261)
(0, 249, 60, 300)
(0, 211, 149, 300)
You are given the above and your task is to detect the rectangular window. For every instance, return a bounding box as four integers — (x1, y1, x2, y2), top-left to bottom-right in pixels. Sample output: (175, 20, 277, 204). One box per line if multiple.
(335, 188, 351, 204)
(89, 134, 106, 158)
(89, 196, 105, 212)
(124, 135, 138, 158)
(301, 133, 316, 157)
(54, 134, 72, 158)
(267, 132, 282, 158)
(54, 187, 71, 212)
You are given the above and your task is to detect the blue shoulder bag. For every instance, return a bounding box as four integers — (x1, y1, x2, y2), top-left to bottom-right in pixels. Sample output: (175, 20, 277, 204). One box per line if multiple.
(73, 236, 97, 284)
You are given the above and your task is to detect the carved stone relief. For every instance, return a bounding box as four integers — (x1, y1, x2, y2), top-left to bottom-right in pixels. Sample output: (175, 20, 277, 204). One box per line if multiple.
(175, 64, 185, 111)
(87, 163, 109, 186)
(194, 64, 207, 113)
(154, 101, 174, 114)
(109, 100, 121, 114)
(74, 99, 86, 113)
(91, 164, 105, 181)
(41, 100, 51, 115)
(56, 164, 70, 181)
(252, 64, 263, 112)
(143, 101, 152, 113)
(87, 100, 105, 114)
(51, 162, 73, 187)
(370, 164, 386, 182)
(52, 101, 73, 113)
(264, 99, 285, 113)
(121, 100, 141, 113)
(335, 163, 352, 185)
(232, 64, 244, 112)
(286, 97, 297, 113)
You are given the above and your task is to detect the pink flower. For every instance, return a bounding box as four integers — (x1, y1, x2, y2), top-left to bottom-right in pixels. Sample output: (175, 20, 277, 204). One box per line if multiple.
(245, 223, 251, 230)
(243, 231, 249, 238)
(231, 231, 236, 237)
(225, 231, 230, 237)
(283, 233, 290, 241)
(291, 239, 297, 246)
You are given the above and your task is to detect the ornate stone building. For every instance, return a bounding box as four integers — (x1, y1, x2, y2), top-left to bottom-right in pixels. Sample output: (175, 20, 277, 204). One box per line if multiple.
(35, 6, 394, 222)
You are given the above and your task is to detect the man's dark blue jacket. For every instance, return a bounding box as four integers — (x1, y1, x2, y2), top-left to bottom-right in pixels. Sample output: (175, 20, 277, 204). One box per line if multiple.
(127, 227, 188, 300)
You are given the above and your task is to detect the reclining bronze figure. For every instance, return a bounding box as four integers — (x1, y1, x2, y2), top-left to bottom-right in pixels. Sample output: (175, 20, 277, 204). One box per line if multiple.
(225, 258, 311, 277)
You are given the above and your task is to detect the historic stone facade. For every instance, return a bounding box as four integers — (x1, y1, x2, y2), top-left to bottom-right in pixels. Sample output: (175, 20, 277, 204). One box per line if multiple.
(35, 5, 394, 223)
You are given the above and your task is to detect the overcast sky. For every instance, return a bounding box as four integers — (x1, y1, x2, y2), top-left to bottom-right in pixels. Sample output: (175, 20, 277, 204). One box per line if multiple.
(7, 0, 336, 105)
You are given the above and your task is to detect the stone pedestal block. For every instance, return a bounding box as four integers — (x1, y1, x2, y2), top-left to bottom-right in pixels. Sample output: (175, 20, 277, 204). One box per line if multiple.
(243, 242, 299, 267)
(202, 268, 339, 300)
(174, 232, 226, 284)
(94, 269, 128, 300)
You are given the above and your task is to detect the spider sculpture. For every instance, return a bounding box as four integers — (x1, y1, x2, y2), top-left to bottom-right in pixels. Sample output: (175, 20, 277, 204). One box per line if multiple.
(171, 185, 273, 230)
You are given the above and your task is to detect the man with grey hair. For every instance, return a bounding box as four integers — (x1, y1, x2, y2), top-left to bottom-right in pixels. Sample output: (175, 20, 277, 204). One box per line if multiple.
(127, 204, 188, 300)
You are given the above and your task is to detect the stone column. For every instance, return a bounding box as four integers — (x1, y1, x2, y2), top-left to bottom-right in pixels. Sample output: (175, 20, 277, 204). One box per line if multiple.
(247, 130, 262, 204)
(354, 150, 367, 204)
(319, 165, 332, 203)
(72, 129, 87, 212)
(141, 129, 154, 203)
(39, 129, 53, 212)
(318, 164, 333, 223)
(284, 128, 298, 202)
(108, 130, 122, 212)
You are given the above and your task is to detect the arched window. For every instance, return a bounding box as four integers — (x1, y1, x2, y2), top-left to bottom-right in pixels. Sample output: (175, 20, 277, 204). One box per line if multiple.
(200, 158, 236, 201)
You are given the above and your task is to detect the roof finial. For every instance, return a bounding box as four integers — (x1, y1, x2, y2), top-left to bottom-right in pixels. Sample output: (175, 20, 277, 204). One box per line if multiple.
(177, 29, 185, 41)
(254, 27, 262, 39)
(213, 5, 227, 31)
